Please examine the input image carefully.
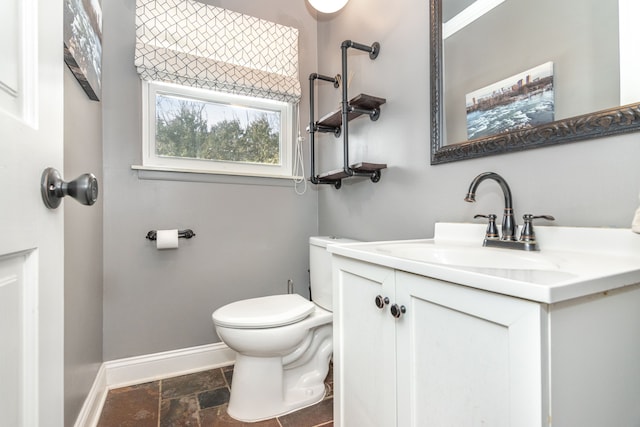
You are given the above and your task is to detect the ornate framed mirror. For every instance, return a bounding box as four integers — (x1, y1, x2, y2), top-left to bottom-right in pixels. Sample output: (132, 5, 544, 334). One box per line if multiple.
(430, 0, 640, 164)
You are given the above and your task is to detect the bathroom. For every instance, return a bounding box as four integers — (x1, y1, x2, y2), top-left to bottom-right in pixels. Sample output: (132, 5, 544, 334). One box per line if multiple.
(5, 0, 639, 425)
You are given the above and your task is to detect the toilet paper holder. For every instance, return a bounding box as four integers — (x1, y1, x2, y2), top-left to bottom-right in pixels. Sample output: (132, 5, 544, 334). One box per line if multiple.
(145, 229, 196, 241)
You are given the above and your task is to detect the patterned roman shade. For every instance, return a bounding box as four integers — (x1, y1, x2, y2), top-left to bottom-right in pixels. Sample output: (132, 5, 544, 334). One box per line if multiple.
(135, 0, 301, 103)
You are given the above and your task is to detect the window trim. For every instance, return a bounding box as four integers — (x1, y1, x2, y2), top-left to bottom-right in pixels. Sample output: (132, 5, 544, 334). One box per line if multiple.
(141, 80, 295, 178)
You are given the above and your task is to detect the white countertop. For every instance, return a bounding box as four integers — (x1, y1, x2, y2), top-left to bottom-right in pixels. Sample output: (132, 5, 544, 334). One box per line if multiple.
(328, 223, 640, 303)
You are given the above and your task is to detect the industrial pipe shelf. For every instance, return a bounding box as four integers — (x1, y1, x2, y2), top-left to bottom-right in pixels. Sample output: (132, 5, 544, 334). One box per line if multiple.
(308, 40, 386, 190)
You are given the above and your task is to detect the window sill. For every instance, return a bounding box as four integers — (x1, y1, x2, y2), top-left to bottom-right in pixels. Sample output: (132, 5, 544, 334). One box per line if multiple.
(131, 165, 303, 187)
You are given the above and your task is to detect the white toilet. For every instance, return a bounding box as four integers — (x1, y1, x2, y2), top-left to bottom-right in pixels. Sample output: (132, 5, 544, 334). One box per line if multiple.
(212, 236, 354, 422)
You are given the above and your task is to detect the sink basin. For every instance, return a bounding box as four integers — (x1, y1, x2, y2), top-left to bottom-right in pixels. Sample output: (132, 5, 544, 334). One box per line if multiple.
(374, 241, 559, 270)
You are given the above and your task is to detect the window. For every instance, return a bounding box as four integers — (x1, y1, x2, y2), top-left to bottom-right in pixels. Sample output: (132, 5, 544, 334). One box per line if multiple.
(135, 0, 301, 179)
(142, 81, 294, 177)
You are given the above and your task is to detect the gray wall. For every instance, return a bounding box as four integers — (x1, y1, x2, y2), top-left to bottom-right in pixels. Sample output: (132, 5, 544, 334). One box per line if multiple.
(99, 0, 640, 363)
(315, 0, 640, 240)
(63, 68, 104, 426)
(102, 0, 319, 360)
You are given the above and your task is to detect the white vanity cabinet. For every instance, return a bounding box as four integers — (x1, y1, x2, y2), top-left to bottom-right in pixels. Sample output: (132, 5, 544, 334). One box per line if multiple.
(333, 255, 640, 427)
(333, 257, 397, 426)
(395, 271, 544, 427)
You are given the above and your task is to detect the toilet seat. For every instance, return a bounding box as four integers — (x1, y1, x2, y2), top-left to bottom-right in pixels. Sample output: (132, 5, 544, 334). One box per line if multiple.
(213, 294, 315, 329)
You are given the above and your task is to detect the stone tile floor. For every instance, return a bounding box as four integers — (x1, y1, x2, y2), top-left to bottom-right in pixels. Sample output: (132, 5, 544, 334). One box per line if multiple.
(96, 364, 333, 426)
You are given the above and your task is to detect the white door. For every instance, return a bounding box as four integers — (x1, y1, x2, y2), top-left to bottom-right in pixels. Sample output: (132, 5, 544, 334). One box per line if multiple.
(0, 0, 64, 425)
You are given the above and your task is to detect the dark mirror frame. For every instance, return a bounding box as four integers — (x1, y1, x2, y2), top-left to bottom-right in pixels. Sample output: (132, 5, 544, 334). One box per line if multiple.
(430, 0, 640, 165)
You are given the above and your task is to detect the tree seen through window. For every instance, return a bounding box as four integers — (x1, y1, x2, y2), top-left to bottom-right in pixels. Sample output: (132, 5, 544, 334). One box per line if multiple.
(155, 94, 281, 165)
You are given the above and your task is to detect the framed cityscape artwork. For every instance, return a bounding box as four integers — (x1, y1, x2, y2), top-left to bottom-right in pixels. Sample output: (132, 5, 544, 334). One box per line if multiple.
(465, 62, 555, 140)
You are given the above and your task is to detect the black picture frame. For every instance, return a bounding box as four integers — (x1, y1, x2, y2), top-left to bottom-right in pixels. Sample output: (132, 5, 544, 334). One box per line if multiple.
(63, 0, 102, 101)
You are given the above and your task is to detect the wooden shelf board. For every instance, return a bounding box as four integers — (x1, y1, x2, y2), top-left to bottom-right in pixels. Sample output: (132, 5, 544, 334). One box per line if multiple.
(317, 168, 349, 181)
(317, 111, 342, 128)
(317, 94, 387, 128)
(351, 162, 387, 172)
(317, 162, 387, 181)
(350, 94, 387, 110)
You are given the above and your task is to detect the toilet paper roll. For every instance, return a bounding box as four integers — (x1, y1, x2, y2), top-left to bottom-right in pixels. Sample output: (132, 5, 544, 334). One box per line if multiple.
(156, 229, 179, 249)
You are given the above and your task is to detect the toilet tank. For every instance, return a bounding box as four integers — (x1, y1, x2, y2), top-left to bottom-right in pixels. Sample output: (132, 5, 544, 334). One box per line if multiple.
(309, 236, 359, 311)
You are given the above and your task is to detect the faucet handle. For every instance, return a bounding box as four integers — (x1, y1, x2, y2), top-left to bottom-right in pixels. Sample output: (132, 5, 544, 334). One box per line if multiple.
(474, 214, 499, 240)
(520, 214, 555, 242)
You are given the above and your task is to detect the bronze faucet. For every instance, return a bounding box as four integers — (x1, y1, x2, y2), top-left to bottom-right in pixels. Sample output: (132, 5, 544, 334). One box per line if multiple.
(465, 172, 554, 251)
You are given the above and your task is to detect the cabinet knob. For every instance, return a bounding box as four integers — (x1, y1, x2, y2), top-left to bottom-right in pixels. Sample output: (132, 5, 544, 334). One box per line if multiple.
(390, 304, 406, 318)
(375, 295, 389, 309)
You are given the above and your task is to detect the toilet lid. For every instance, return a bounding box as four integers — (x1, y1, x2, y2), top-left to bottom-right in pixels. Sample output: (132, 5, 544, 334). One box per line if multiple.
(213, 294, 316, 329)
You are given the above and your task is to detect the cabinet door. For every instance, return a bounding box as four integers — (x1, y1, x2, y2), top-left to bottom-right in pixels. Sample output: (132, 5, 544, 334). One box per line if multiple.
(396, 272, 545, 427)
(333, 256, 397, 427)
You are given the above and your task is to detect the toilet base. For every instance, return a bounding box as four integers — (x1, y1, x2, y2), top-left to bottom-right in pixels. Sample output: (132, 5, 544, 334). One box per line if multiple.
(227, 353, 329, 422)
(213, 304, 334, 422)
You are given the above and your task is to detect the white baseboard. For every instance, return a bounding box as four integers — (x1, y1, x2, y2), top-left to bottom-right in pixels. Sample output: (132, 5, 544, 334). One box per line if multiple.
(104, 342, 235, 388)
(73, 364, 108, 427)
(74, 342, 235, 427)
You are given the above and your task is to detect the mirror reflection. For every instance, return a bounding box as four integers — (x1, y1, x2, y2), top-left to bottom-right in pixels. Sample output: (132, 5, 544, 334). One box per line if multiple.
(430, 0, 640, 164)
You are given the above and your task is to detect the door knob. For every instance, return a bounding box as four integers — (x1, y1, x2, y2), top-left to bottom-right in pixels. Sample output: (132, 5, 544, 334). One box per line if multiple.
(41, 167, 99, 209)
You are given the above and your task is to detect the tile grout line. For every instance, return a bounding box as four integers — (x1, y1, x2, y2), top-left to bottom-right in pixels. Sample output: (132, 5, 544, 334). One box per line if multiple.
(194, 371, 204, 427)
(199, 367, 224, 427)
(222, 366, 231, 389)
(196, 375, 202, 427)
(157, 379, 163, 427)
